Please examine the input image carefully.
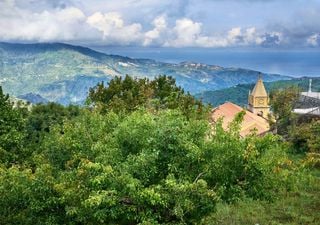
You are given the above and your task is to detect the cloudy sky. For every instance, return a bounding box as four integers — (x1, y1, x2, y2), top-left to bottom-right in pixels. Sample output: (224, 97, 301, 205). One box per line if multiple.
(1, 0, 320, 48)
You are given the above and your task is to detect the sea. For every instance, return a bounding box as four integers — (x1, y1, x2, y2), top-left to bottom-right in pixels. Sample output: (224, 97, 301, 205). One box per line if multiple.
(90, 46, 320, 78)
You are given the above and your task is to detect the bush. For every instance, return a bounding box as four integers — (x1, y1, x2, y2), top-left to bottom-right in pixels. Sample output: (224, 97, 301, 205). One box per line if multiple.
(0, 109, 289, 224)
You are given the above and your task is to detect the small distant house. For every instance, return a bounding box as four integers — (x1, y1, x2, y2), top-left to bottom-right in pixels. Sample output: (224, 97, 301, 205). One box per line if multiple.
(211, 76, 271, 137)
(293, 79, 320, 117)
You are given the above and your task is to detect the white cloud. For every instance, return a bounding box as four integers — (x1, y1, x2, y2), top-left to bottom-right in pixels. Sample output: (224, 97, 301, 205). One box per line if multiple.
(86, 12, 143, 45)
(143, 15, 167, 46)
(166, 18, 202, 47)
(0, 3, 89, 42)
(307, 34, 319, 46)
(226, 27, 265, 46)
(0, 0, 315, 48)
(243, 27, 264, 45)
(163, 24, 268, 48)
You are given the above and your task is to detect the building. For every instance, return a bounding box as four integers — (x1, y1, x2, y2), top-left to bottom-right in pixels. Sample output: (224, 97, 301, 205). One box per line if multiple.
(211, 76, 271, 137)
(293, 79, 320, 116)
(247, 76, 270, 118)
(211, 102, 270, 137)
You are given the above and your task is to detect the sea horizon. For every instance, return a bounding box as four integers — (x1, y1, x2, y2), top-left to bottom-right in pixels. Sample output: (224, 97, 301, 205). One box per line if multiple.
(90, 46, 320, 78)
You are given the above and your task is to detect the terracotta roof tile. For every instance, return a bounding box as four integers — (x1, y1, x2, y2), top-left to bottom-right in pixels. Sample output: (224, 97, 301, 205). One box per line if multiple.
(211, 102, 270, 137)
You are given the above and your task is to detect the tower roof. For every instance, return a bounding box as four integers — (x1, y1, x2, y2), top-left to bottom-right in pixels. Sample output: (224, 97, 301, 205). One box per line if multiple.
(251, 77, 268, 97)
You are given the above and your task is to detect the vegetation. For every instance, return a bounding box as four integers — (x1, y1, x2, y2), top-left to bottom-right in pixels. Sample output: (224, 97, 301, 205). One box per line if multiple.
(0, 77, 319, 224)
(197, 77, 320, 107)
(88, 75, 208, 120)
(0, 86, 27, 165)
(269, 86, 300, 135)
(0, 42, 286, 105)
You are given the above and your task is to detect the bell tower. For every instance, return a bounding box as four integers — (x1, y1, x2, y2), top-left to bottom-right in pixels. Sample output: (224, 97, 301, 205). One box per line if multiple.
(248, 74, 270, 118)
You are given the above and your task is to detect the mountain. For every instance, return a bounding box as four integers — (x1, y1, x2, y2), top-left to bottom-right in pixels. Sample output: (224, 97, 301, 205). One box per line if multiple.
(0, 42, 290, 104)
(17, 93, 48, 104)
(196, 77, 320, 107)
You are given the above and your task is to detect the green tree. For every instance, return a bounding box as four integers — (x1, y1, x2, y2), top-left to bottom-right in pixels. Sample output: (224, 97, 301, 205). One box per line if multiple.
(0, 87, 26, 165)
(26, 102, 80, 143)
(289, 120, 320, 153)
(88, 75, 208, 119)
(269, 86, 300, 135)
(88, 75, 151, 113)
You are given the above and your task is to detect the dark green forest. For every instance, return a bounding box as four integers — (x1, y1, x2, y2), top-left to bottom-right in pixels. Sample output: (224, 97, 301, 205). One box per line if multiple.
(0, 75, 319, 225)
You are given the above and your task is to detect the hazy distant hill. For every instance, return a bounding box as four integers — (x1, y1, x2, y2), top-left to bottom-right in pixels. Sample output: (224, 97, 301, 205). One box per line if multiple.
(0, 42, 290, 104)
(196, 77, 320, 107)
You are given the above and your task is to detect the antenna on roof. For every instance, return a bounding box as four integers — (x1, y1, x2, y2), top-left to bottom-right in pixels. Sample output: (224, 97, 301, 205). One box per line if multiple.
(308, 79, 312, 93)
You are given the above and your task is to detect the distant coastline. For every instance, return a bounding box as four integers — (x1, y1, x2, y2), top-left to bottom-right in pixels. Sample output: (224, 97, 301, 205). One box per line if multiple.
(90, 46, 320, 78)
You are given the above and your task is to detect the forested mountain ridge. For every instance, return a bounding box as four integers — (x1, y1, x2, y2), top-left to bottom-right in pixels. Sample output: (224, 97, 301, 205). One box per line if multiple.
(196, 77, 320, 107)
(0, 42, 290, 104)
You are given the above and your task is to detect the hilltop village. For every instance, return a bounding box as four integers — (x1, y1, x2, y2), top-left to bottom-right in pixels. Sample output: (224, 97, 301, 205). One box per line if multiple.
(212, 76, 320, 137)
(212, 76, 271, 137)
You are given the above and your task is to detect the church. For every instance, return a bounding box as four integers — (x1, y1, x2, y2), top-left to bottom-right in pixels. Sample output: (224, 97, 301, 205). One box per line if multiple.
(247, 76, 270, 118)
(211, 76, 271, 137)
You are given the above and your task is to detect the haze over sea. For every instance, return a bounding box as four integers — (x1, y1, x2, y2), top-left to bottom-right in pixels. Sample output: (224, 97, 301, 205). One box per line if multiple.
(91, 46, 320, 78)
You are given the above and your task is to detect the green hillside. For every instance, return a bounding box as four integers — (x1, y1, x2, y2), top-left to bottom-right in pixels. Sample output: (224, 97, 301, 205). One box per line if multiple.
(196, 77, 320, 107)
(0, 42, 290, 104)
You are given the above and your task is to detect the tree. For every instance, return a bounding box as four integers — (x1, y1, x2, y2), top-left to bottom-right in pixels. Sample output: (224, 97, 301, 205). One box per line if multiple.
(269, 86, 300, 135)
(26, 102, 81, 143)
(88, 75, 151, 113)
(0, 87, 26, 165)
(289, 120, 320, 153)
(0, 84, 295, 224)
(22, 109, 290, 224)
(87, 75, 208, 119)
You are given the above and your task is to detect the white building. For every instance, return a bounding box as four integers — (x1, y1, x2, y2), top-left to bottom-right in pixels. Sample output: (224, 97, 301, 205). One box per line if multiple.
(293, 79, 320, 116)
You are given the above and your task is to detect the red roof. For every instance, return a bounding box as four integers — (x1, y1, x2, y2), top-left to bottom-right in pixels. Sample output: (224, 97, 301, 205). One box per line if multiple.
(211, 102, 270, 137)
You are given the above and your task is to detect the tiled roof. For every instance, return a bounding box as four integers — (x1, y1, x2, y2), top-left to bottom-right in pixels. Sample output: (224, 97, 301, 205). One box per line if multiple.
(211, 102, 270, 137)
(301, 92, 320, 100)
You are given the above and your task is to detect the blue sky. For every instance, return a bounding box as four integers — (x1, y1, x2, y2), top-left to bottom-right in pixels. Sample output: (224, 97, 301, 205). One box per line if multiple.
(1, 0, 320, 48)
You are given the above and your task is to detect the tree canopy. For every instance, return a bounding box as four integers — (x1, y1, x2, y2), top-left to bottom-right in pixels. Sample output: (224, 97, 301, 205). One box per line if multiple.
(0, 79, 314, 224)
(87, 75, 208, 120)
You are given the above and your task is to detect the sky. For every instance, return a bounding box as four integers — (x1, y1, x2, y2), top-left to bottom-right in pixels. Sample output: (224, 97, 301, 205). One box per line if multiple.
(0, 0, 320, 49)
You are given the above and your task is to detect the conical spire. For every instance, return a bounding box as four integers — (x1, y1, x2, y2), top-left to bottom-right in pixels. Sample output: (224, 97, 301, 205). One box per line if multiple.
(251, 75, 267, 97)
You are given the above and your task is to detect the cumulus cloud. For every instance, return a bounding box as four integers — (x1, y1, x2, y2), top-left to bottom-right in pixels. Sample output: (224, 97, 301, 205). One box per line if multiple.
(166, 18, 202, 47)
(87, 12, 143, 45)
(0, 1, 93, 42)
(143, 15, 168, 46)
(0, 0, 319, 48)
(164, 25, 268, 48)
(0, 7, 87, 41)
(0, 1, 285, 48)
(307, 34, 319, 46)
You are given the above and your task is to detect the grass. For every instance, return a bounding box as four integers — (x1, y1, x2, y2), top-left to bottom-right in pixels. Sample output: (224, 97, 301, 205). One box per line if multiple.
(201, 160, 320, 225)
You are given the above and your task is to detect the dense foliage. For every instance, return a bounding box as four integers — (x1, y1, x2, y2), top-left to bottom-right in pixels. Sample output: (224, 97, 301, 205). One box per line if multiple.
(269, 86, 300, 135)
(88, 75, 207, 120)
(0, 76, 318, 224)
(0, 86, 27, 165)
(26, 102, 81, 143)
